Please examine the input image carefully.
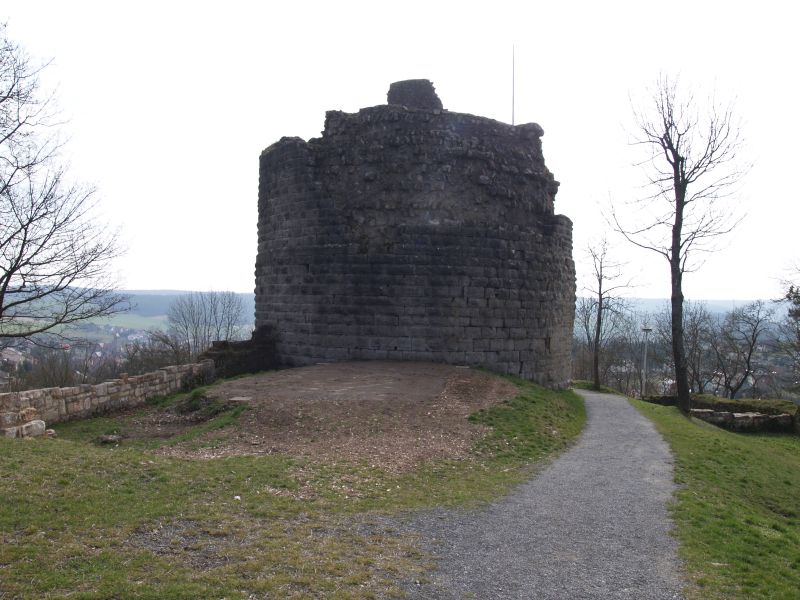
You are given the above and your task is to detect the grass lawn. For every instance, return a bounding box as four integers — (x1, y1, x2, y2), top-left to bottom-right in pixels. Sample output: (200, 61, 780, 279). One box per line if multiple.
(632, 399, 800, 600)
(0, 375, 585, 599)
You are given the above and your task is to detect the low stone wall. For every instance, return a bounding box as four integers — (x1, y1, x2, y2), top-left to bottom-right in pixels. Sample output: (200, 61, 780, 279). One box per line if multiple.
(690, 409, 795, 433)
(643, 394, 799, 434)
(0, 360, 214, 437)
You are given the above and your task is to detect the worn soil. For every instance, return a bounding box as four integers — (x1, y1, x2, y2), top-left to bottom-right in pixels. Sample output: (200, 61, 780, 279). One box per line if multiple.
(137, 361, 518, 472)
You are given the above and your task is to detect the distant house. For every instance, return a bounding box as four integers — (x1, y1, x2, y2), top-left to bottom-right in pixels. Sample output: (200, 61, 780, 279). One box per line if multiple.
(1, 347, 25, 369)
(0, 347, 26, 391)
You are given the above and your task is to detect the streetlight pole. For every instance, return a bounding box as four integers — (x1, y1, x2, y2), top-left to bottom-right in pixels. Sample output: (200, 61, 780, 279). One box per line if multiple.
(641, 325, 652, 397)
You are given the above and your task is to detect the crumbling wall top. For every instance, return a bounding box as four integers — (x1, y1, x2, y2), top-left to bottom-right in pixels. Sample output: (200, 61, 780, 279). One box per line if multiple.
(387, 79, 443, 110)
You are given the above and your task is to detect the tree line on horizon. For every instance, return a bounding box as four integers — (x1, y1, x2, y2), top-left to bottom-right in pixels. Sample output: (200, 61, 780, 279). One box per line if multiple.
(573, 295, 800, 402)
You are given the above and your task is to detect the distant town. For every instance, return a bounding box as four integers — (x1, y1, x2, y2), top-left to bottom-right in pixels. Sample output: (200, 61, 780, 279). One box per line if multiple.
(0, 291, 255, 391)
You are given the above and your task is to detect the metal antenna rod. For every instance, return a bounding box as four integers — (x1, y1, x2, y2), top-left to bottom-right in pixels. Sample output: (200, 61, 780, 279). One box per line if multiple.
(512, 44, 516, 125)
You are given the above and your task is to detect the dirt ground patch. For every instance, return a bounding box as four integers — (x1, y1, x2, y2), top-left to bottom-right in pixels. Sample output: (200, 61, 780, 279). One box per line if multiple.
(154, 361, 519, 471)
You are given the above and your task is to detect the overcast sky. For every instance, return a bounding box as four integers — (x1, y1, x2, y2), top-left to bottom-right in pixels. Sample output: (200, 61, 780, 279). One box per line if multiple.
(3, 0, 797, 300)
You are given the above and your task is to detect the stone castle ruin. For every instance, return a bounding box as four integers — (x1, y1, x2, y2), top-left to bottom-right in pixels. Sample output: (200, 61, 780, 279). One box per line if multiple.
(1, 80, 576, 438)
(253, 80, 575, 386)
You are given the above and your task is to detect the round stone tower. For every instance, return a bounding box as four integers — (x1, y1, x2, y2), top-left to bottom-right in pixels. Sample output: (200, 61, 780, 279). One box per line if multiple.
(254, 80, 575, 386)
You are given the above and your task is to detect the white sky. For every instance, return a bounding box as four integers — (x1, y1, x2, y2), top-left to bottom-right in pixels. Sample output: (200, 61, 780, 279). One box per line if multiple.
(3, 0, 798, 299)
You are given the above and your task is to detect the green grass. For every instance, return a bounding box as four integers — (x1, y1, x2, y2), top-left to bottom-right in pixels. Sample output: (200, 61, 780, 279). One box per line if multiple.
(0, 376, 585, 598)
(632, 399, 800, 599)
(88, 313, 169, 330)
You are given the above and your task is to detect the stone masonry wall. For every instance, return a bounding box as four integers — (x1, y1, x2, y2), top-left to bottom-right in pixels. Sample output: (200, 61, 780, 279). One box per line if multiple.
(255, 80, 575, 386)
(0, 360, 214, 437)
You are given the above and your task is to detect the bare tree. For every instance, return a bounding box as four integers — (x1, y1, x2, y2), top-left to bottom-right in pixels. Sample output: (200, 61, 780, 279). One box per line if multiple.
(15, 338, 121, 389)
(613, 76, 745, 412)
(709, 301, 773, 399)
(582, 238, 632, 389)
(0, 24, 125, 344)
(167, 291, 246, 358)
(122, 331, 190, 374)
(573, 296, 595, 381)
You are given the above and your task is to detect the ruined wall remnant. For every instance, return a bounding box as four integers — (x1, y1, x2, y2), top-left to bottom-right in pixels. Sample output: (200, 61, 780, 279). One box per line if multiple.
(0, 360, 215, 436)
(254, 79, 575, 386)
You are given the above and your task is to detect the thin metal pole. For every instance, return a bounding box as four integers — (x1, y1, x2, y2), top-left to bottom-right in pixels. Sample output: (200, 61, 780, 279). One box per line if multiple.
(641, 327, 651, 397)
(512, 45, 516, 125)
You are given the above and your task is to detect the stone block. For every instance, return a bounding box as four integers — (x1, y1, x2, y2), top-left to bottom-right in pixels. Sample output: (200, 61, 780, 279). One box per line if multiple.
(0, 412, 18, 427)
(21, 420, 46, 438)
(66, 400, 82, 415)
(464, 352, 486, 365)
(770, 414, 794, 430)
(19, 407, 39, 422)
(22, 389, 44, 402)
(2, 426, 20, 438)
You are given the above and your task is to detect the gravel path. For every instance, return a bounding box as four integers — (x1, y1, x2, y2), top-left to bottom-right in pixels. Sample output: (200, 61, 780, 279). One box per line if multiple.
(401, 389, 685, 599)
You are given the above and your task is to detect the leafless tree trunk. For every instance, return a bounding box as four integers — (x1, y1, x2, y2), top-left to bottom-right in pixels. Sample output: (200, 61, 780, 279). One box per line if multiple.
(656, 300, 716, 394)
(613, 76, 746, 413)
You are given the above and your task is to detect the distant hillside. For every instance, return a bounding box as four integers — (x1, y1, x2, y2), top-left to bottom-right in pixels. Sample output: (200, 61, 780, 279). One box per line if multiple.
(123, 291, 253, 318)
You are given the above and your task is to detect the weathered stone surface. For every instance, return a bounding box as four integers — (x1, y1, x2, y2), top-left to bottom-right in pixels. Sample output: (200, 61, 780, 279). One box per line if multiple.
(21, 420, 46, 438)
(772, 413, 794, 430)
(19, 407, 39, 422)
(255, 80, 575, 386)
(691, 408, 795, 433)
(199, 324, 278, 378)
(690, 409, 734, 427)
(0, 411, 18, 428)
(387, 79, 443, 110)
